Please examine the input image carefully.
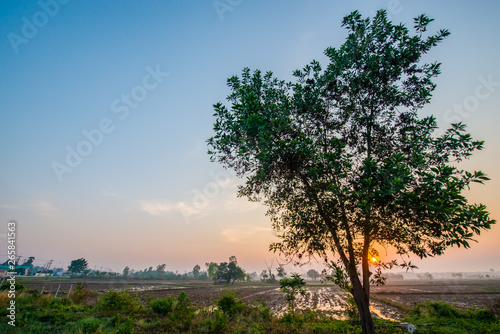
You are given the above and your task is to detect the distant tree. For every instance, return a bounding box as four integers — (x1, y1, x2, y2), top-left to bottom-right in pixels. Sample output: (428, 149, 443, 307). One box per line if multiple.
(260, 269, 269, 282)
(122, 266, 130, 277)
(277, 265, 287, 278)
(423, 272, 433, 280)
(249, 271, 259, 281)
(193, 264, 201, 278)
(208, 9, 495, 334)
(385, 273, 404, 280)
(307, 269, 320, 281)
(68, 258, 89, 274)
(280, 273, 306, 314)
(214, 256, 246, 284)
(156, 264, 166, 274)
(264, 260, 277, 283)
(205, 262, 219, 279)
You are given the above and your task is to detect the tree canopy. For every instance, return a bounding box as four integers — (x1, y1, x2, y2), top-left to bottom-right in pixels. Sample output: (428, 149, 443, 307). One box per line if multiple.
(68, 258, 89, 274)
(208, 9, 495, 334)
(306, 269, 320, 281)
(208, 256, 246, 284)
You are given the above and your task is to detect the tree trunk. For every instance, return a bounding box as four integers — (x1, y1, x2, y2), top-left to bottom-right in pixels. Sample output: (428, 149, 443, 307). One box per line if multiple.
(351, 283, 375, 334)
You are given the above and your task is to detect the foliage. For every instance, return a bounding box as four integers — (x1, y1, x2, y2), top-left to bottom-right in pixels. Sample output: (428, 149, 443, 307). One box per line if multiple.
(170, 291, 196, 328)
(213, 256, 246, 284)
(156, 264, 166, 274)
(78, 317, 101, 333)
(70, 281, 93, 305)
(94, 290, 141, 316)
(68, 258, 89, 274)
(0, 282, 25, 292)
(0, 288, 498, 334)
(205, 262, 219, 279)
(150, 296, 174, 316)
(277, 265, 287, 278)
(261, 268, 277, 283)
(279, 273, 306, 314)
(208, 8, 495, 333)
(404, 301, 500, 334)
(192, 264, 201, 277)
(216, 290, 246, 316)
(306, 269, 320, 281)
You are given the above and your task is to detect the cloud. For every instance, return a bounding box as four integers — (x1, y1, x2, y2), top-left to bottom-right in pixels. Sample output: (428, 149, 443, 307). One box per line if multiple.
(138, 200, 174, 216)
(0, 201, 61, 217)
(138, 199, 202, 219)
(31, 200, 60, 217)
(220, 225, 271, 244)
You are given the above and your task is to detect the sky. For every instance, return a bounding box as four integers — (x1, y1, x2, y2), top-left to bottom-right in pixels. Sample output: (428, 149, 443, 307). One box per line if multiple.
(0, 0, 499, 275)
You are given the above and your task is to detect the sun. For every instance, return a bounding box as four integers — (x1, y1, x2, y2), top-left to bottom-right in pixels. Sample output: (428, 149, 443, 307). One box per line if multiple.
(371, 257, 377, 263)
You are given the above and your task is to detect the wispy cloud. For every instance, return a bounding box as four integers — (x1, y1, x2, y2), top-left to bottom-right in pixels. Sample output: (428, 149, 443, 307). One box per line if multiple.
(0, 201, 61, 217)
(31, 200, 60, 217)
(138, 200, 174, 215)
(221, 226, 271, 244)
(138, 199, 202, 218)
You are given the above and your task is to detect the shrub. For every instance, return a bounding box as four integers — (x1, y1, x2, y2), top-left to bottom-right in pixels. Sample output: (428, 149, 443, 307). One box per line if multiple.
(206, 309, 229, 332)
(475, 308, 495, 321)
(115, 316, 135, 334)
(0, 282, 25, 293)
(429, 301, 460, 318)
(279, 274, 306, 314)
(78, 317, 102, 334)
(150, 296, 174, 316)
(171, 291, 195, 324)
(94, 290, 141, 316)
(216, 290, 245, 316)
(71, 281, 92, 305)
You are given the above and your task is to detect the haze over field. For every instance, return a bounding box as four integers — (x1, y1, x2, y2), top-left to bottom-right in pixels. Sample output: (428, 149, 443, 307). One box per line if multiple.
(0, 0, 499, 274)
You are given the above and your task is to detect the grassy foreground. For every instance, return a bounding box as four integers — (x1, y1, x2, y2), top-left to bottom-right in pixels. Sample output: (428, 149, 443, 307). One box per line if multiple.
(0, 284, 499, 333)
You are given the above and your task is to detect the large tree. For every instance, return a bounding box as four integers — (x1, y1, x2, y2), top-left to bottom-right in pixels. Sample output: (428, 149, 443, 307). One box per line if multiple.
(208, 10, 495, 333)
(211, 256, 246, 284)
(68, 258, 89, 274)
(306, 269, 320, 281)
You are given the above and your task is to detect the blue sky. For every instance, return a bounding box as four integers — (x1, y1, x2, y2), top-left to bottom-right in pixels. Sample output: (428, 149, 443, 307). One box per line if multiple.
(1, 0, 499, 274)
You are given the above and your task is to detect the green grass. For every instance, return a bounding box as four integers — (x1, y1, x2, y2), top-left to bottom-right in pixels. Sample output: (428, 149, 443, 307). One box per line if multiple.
(0, 289, 498, 333)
